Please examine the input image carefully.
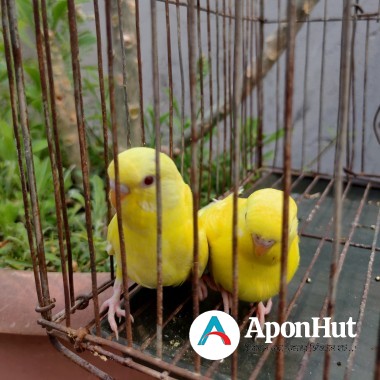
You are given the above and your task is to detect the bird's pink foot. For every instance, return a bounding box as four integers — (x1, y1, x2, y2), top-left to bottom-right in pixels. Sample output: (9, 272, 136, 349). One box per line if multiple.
(198, 277, 208, 301)
(221, 289, 233, 313)
(256, 298, 272, 329)
(201, 274, 219, 292)
(100, 280, 133, 340)
(199, 275, 236, 313)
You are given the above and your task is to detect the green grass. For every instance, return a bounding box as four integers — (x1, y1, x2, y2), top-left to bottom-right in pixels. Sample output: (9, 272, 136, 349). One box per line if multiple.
(0, 0, 109, 272)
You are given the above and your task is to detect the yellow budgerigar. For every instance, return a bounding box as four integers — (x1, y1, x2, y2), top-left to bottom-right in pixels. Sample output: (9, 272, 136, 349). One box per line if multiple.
(199, 188, 299, 326)
(100, 148, 208, 338)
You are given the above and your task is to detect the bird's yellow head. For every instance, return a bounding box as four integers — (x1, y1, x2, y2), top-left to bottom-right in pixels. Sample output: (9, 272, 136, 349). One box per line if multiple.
(107, 147, 184, 215)
(245, 188, 298, 259)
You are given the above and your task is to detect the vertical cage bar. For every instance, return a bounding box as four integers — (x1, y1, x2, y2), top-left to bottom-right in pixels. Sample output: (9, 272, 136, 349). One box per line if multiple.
(175, 0, 186, 175)
(348, 2, 358, 171)
(66, 0, 100, 334)
(116, 0, 132, 148)
(324, 0, 352, 377)
(249, 0, 255, 169)
(150, 0, 163, 359)
(165, 0, 174, 157)
(5, 0, 52, 319)
(32, 0, 71, 325)
(1, 0, 44, 309)
(317, 0, 328, 173)
(222, 0, 227, 192)
(241, 0, 249, 178)
(255, 0, 264, 169)
(301, 3, 311, 171)
(226, 0, 234, 190)
(187, 0, 201, 372)
(93, 0, 113, 283)
(228, 0, 233, 183)
(361, 19, 369, 173)
(135, 0, 145, 145)
(41, 0, 75, 303)
(273, 0, 281, 168)
(215, 0, 221, 194)
(93, 0, 109, 175)
(276, 0, 296, 378)
(231, 2, 243, 378)
(197, 0, 205, 204)
(105, 0, 133, 344)
(94, 0, 110, 211)
(206, 0, 214, 202)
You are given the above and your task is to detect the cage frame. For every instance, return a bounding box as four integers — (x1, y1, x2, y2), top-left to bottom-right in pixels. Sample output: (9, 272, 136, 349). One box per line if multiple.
(1, 0, 380, 379)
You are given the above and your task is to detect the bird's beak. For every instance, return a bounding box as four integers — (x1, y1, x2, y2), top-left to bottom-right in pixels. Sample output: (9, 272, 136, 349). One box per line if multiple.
(109, 180, 130, 208)
(252, 234, 274, 257)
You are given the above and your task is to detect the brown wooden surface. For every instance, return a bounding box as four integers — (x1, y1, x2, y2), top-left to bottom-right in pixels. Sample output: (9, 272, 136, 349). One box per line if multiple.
(0, 269, 153, 379)
(0, 333, 153, 380)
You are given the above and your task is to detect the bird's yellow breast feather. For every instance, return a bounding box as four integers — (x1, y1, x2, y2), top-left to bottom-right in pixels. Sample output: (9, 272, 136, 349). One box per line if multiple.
(107, 149, 208, 288)
(199, 191, 300, 302)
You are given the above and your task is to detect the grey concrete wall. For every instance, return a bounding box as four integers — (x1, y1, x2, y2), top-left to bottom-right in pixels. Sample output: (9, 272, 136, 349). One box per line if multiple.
(81, 0, 380, 176)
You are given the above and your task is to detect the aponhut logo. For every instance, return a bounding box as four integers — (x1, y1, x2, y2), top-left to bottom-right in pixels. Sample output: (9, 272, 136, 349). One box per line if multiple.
(190, 311, 358, 360)
(189, 311, 240, 360)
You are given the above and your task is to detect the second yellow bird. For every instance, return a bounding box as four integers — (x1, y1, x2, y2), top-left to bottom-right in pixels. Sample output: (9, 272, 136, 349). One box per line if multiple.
(199, 188, 300, 326)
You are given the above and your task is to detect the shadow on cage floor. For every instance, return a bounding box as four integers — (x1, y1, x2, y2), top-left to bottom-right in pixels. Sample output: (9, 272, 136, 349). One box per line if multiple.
(92, 174, 380, 380)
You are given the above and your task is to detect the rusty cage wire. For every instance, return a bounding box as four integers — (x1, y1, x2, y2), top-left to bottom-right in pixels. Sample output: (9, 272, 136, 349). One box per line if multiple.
(1, 0, 380, 379)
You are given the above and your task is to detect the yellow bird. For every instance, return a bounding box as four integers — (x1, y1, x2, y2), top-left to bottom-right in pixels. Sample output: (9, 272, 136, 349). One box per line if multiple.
(199, 188, 299, 326)
(100, 148, 209, 337)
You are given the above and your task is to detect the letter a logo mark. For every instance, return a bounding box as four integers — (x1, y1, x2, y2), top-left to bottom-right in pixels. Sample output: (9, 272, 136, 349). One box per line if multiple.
(189, 311, 240, 360)
(198, 316, 231, 345)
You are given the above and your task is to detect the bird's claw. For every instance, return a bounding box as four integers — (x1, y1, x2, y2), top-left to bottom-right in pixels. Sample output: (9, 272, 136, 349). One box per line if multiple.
(100, 289, 134, 340)
(256, 299, 273, 329)
(221, 289, 233, 313)
(219, 292, 272, 334)
(100, 297, 122, 340)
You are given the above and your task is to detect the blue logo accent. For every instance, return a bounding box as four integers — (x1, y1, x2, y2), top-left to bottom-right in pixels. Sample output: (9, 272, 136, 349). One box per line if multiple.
(198, 316, 231, 345)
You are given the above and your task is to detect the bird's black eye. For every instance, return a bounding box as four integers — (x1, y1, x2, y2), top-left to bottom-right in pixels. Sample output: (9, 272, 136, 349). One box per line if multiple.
(143, 175, 155, 186)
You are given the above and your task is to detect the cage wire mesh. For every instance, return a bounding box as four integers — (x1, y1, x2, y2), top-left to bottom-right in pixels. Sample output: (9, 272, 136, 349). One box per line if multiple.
(1, 0, 380, 379)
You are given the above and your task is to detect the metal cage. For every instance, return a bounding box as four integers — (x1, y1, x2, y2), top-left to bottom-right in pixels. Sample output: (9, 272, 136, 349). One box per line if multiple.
(1, 0, 379, 379)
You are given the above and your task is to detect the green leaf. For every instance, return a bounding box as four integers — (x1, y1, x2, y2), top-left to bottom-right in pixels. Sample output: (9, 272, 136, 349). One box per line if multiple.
(33, 156, 53, 196)
(264, 150, 274, 161)
(0, 202, 20, 234)
(78, 31, 96, 49)
(52, 1, 68, 29)
(0, 120, 17, 161)
(4, 258, 32, 270)
(63, 166, 74, 192)
(68, 189, 85, 208)
(90, 175, 106, 224)
(25, 85, 43, 111)
(263, 128, 285, 145)
(172, 95, 180, 117)
(45, 252, 62, 267)
(159, 112, 170, 125)
(32, 139, 48, 153)
(24, 65, 41, 90)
